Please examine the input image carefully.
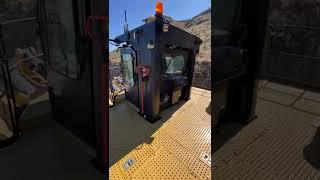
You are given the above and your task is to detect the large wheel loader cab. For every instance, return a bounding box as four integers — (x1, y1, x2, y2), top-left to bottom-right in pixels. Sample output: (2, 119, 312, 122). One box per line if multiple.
(113, 14, 202, 123)
(213, 0, 270, 129)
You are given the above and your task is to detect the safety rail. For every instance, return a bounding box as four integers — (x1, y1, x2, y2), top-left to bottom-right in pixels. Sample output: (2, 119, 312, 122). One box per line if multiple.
(261, 23, 320, 89)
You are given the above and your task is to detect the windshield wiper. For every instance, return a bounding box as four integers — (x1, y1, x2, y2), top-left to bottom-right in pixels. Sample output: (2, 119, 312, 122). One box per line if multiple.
(165, 57, 174, 72)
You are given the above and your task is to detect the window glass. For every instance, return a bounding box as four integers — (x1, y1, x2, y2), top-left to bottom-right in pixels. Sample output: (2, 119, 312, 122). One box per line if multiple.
(121, 53, 135, 86)
(164, 54, 186, 74)
(213, 0, 239, 30)
(46, 0, 79, 79)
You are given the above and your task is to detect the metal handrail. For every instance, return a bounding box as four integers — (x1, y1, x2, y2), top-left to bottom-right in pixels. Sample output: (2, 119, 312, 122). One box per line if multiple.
(268, 23, 320, 31)
(265, 23, 320, 59)
(264, 50, 320, 61)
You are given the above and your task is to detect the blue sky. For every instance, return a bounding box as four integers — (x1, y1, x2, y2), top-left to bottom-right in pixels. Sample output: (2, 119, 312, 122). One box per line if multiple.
(109, 0, 211, 51)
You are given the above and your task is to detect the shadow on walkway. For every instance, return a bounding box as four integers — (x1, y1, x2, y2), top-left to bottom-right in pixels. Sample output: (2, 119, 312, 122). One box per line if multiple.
(304, 126, 320, 171)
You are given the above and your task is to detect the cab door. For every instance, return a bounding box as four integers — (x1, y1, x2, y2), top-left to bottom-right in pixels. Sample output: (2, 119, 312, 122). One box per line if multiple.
(40, 0, 81, 79)
(213, 0, 270, 128)
(38, 0, 98, 147)
(120, 47, 139, 106)
(213, 0, 248, 127)
(213, 0, 247, 83)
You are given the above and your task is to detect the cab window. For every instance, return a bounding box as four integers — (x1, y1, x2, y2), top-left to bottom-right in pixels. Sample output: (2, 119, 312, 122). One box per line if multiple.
(163, 53, 187, 75)
(45, 0, 80, 79)
(121, 53, 135, 86)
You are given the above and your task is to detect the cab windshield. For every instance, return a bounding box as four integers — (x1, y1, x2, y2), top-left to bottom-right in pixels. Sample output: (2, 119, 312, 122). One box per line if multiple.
(163, 53, 186, 75)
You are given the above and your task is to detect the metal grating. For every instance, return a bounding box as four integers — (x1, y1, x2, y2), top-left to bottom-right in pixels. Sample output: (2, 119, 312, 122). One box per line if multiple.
(213, 95, 320, 180)
(133, 148, 197, 180)
(118, 143, 155, 179)
(109, 164, 124, 180)
(109, 88, 212, 179)
(155, 134, 211, 180)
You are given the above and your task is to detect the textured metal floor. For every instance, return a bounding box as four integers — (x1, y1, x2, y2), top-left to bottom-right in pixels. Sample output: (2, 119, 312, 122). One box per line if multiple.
(109, 88, 211, 179)
(213, 80, 320, 180)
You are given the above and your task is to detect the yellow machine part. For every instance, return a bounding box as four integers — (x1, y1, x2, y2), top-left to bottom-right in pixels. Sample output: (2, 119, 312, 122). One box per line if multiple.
(109, 87, 211, 180)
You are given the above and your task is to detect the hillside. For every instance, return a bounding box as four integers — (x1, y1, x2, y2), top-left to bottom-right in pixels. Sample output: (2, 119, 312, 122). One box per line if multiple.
(109, 49, 122, 66)
(171, 8, 211, 62)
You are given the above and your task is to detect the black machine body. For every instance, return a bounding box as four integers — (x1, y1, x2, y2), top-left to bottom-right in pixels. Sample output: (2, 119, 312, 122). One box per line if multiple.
(213, 0, 270, 129)
(114, 14, 202, 123)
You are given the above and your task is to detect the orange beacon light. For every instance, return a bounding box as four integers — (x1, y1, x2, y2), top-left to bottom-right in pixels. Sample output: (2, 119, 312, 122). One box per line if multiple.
(156, 1, 164, 14)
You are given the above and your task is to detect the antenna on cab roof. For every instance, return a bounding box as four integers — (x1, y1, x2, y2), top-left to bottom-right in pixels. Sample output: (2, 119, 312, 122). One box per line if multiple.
(124, 10, 130, 43)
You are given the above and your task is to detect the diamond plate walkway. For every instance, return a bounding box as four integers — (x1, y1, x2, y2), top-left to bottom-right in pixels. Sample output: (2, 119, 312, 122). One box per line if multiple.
(109, 87, 211, 180)
(213, 80, 320, 180)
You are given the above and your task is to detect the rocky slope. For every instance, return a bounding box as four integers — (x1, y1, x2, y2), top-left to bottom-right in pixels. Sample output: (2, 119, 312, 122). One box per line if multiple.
(171, 8, 211, 62)
(171, 9, 211, 89)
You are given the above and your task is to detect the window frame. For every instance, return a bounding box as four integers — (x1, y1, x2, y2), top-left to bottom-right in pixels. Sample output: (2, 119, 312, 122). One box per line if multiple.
(121, 53, 135, 86)
(162, 51, 188, 76)
(43, 0, 82, 80)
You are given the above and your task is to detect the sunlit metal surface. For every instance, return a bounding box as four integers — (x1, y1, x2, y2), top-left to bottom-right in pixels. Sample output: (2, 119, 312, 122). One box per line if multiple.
(109, 87, 211, 179)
